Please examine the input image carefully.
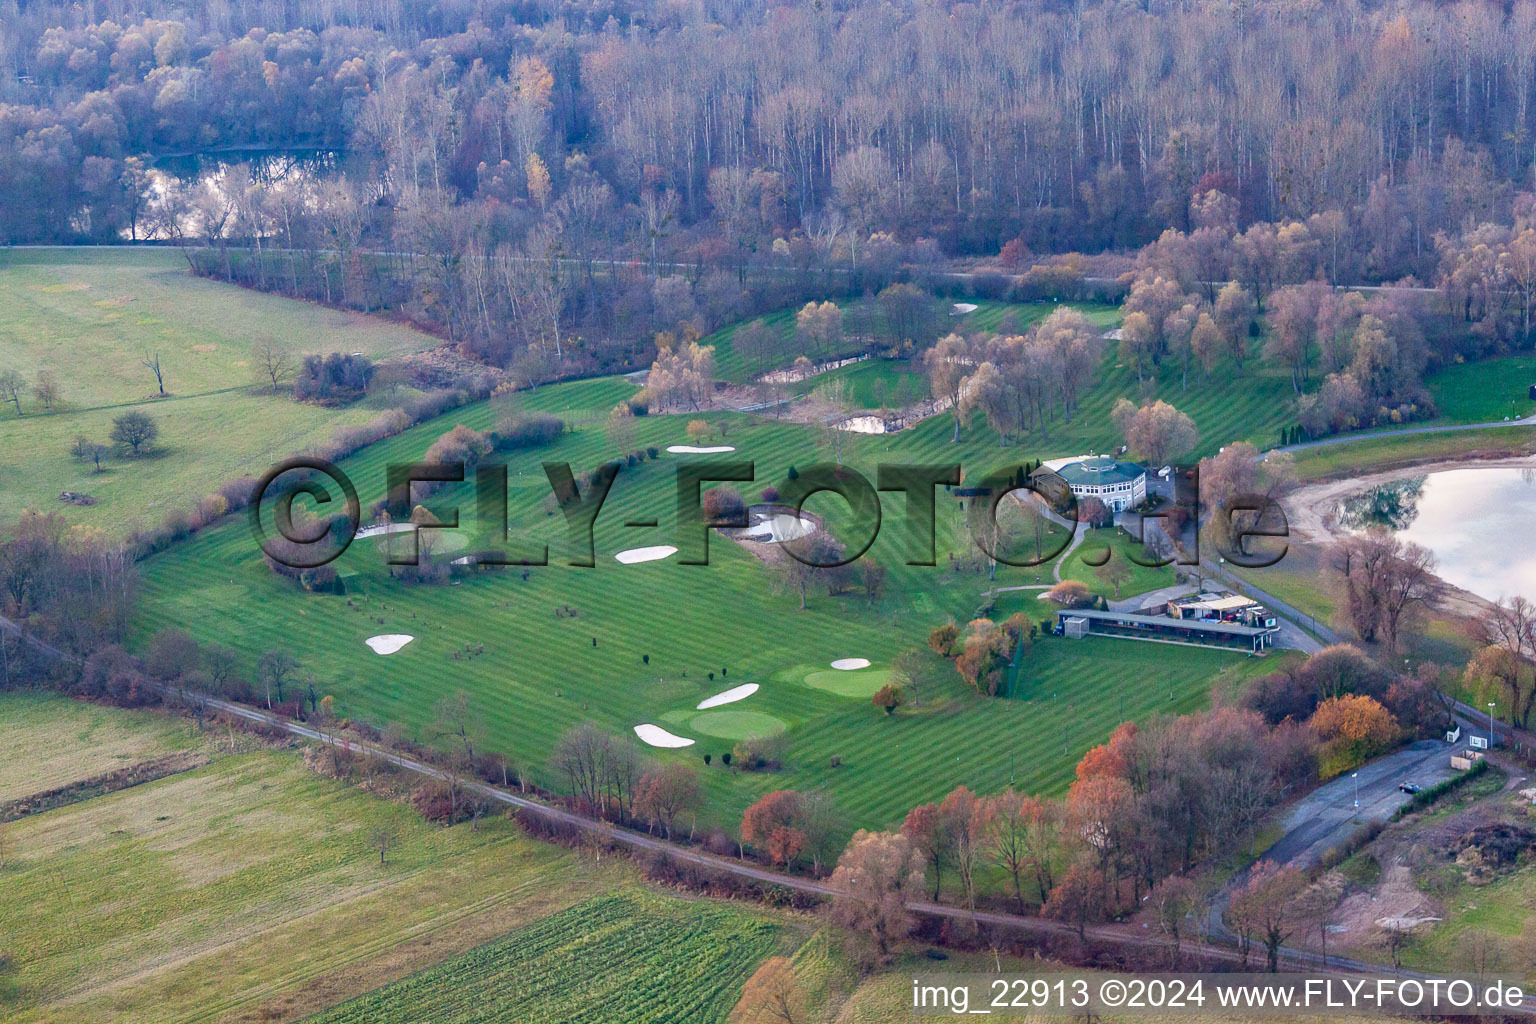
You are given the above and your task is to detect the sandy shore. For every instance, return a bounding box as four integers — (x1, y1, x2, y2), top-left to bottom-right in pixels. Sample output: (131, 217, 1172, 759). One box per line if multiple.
(1282, 455, 1536, 544)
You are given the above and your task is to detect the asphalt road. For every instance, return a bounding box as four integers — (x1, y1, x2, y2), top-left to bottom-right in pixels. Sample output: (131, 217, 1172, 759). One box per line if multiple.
(1261, 739, 1459, 870)
(1266, 412, 1536, 457)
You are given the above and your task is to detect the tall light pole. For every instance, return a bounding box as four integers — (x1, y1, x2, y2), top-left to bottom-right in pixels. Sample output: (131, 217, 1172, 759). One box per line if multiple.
(1352, 771, 1359, 810)
(1489, 702, 1497, 750)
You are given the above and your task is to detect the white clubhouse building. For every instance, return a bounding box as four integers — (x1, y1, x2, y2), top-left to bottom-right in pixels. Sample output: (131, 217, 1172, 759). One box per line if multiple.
(1041, 454, 1148, 513)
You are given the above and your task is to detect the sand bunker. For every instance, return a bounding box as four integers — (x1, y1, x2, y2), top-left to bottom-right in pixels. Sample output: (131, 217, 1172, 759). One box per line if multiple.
(697, 683, 760, 709)
(633, 724, 694, 748)
(952, 302, 978, 314)
(831, 658, 871, 670)
(615, 545, 677, 564)
(356, 523, 417, 538)
(740, 514, 816, 543)
(839, 415, 889, 434)
(667, 444, 736, 454)
(365, 634, 414, 655)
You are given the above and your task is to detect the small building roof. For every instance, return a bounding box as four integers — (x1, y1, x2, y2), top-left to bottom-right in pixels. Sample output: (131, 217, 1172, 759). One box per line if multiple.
(1174, 594, 1258, 612)
(1055, 608, 1274, 637)
(1054, 455, 1146, 487)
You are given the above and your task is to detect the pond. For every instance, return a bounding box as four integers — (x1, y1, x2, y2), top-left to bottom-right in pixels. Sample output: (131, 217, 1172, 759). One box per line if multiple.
(151, 148, 343, 182)
(136, 148, 351, 240)
(1337, 466, 1536, 602)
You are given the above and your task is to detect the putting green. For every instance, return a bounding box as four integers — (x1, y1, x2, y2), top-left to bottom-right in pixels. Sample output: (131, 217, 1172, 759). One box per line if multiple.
(687, 710, 787, 740)
(802, 667, 893, 698)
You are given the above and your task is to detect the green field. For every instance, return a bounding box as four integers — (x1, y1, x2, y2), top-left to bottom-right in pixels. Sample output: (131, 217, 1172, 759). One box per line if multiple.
(304, 893, 779, 1024)
(1426, 353, 1536, 424)
(2, 697, 1312, 1024)
(134, 358, 1296, 833)
(0, 737, 670, 1024)
(1289, 424, 1536, 479)
(0, 248, 437, 534)
(0, 691, 203, 802)
(1059, 526, 1178, 601)
(117, 286, 1323, 838)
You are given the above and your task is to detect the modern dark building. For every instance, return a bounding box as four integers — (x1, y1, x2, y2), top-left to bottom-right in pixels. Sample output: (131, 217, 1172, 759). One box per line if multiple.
(1055, 608, 1277, 652)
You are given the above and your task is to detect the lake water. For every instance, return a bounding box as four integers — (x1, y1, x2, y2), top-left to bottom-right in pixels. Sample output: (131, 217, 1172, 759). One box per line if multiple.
(152, 148, 342, 182)
(1337, 466, 1536, 602)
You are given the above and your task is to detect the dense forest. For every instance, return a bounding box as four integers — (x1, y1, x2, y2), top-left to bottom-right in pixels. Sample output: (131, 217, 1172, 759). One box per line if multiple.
(3, 0, 1536, 385)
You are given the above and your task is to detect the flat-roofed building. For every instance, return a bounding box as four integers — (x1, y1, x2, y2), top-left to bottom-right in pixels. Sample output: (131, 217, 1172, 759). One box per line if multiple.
(1054, 608, 1277, 652)
(1168, 592, 1278, 630)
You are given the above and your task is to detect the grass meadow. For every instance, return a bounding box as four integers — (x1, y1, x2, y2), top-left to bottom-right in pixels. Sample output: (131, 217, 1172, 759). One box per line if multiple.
(0, 691, 203, 802)
(1, 697, 1335, 1024)
(0, 731, 657, 1023)
(0, 248, 437, 534)
(1426, 353, 1536, 423)
(1058, 525, 1179, 601)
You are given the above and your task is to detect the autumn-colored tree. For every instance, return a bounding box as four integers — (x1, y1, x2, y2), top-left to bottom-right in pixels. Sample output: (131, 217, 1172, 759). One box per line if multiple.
(926, 333, 971, 442)
(1117, 310, 1157, 383)
(1466, 596, 1536, 726)
(1077, 495, 1112, 528)
(1045, 579, 1093, 608)
(1465, 646, 1529, 730)
(767, 825, 805, 866)
(871, 683, 902, 715)
(1190, 312, 1223, 379)
(901, 801, 954, 900)
(1111, 398, 1198, 468)
(732, 956, 805, 1024)
(1199, 441, 1295, 557)
(701, 486, 746, 524)
(794, 300, 842, 356)
(927, 624, 960, 656)
(686, 418, 712, 444)
(1074, 721, 1137, 783)
(1066, 774, 1133, 881)
(999, 237, 1028, 269)
(1043, 861, 1108, 940)
(828, 829, 926, 956)
(938, 785, 983, 911)
(954, 618, 1010, 695)
(1230, 862, 1308, 972)
(742, 789, 807, 866)
(1213, 282, 1257, 371)
(1149, 875, 1199, 965)
(634, 763, 704, 839)
(605, 401, 637, 453)
(525, 152, 551, 208)
(1309, 694, 1398, 775)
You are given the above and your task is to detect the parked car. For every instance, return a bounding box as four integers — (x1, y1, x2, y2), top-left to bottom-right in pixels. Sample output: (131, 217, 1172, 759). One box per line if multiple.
(1399, 782, 1423, 794)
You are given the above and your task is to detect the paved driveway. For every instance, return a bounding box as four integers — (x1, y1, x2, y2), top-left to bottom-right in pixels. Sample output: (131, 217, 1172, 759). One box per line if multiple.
(1261, 739, 1459, 870)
